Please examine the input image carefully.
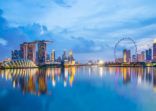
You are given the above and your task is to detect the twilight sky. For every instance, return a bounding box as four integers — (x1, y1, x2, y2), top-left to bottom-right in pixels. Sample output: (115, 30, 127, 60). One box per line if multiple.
(0, 0, 156, 62)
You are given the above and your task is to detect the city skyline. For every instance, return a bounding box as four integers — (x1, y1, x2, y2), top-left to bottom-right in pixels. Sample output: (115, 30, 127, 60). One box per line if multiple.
(10, 40, 76, 66)
(8, 38, 156, 64)
(0, 0, 156, 62)
(1, 1, 156, 111)
(2, 36, 156, 63)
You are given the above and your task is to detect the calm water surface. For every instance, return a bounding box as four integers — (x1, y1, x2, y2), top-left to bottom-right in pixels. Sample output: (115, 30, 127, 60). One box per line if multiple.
(0, 66, 156, 111)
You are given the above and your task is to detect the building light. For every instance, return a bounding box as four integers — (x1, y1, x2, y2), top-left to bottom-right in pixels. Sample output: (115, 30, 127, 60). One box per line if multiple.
(98, 60, 104, 65)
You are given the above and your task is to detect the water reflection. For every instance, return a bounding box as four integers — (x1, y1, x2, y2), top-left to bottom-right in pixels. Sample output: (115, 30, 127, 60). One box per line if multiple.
(113, 67, 156, 92)
(0, 67, 77, 96)
(0, 67, 156, 95)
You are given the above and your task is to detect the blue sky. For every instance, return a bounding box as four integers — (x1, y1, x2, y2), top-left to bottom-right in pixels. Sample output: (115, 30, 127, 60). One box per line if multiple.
(0, 0, 156, 62)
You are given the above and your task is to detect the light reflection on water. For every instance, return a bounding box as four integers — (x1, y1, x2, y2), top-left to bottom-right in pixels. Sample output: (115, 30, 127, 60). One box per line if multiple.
(0, 67, 156, 94)
(0, 67, 77, 96)
(0, 67, 156, 111)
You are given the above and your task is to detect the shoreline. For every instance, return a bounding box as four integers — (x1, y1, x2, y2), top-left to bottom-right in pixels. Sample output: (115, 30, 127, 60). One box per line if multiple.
(0, 64, 156, 70)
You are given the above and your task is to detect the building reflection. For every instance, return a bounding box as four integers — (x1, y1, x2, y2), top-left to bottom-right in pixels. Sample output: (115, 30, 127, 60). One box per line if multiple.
(153, 68, 156, 91)
(113, 67, 155, 91)
(38, 70, 47, 95)
(145, 67, 152, 85)
(0, 67, 77, 95)
(1, 66, 156, 95)
(122, 67, 131, 84)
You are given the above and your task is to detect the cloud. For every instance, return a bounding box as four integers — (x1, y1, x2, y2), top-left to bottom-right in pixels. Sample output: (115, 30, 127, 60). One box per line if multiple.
(71, 36, 111, 53)
(0, 38, 7, 46)
(52, 0, 75, 7)
(0, 0, 156, 61)
(0, 9, 54, 60)
(136, 37, 155, 52)
(0, 8, 108, 61)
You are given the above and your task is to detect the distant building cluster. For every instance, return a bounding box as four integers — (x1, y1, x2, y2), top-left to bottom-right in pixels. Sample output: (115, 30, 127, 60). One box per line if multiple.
(52, 49, 76, 65)
(11, 40, 76, 66)
(115, 40, 156, 63)
(61, 50, 75, 65)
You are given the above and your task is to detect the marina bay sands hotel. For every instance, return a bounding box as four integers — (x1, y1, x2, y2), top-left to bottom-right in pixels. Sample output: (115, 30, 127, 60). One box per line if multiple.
(11, 40, 52, 65)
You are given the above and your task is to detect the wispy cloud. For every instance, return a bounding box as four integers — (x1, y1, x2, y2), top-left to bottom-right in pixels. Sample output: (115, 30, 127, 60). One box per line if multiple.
(136, 37, 155, 52)
(52, 0, 76, 7)
(0, 0, 156, 61)
(0, 38, 7, 46)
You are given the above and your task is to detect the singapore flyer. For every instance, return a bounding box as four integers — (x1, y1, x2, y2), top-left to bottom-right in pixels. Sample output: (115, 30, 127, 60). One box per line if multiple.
(114, 37, 138, 62)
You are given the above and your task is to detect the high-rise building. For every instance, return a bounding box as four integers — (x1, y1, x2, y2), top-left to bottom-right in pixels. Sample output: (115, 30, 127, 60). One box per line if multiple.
(132, 55, 137, 62)
(11, 40, 52, 65)
(27, 43, 36, 63)
(123, 49, 127, 63)
(123, 49, 131, 63)
(38, 41, 47, 64)
(68, 50, 75, 65)
(46, 54, 50, 61)
(20, 42, 36, 63)
(68, 50, 74, 61)
(69, 50, 73, 57)
(146, 50, 148, 61)
(153, 42, 156, 62)
(62, 50, 67, 61)
(149, 48, 152, 60)
(51, 49, 55, 62)
(56, 56, 62, 62)
(127, 50, 131, 62)
(146, 48, 152, 62)
(11, 50, 22, 60)
(137, 52, 145, 62)
(137, 54, 142, 62)
(141, 51, 145, 62)
(20, 42, 28, 60)
(37, 40, 52, 64)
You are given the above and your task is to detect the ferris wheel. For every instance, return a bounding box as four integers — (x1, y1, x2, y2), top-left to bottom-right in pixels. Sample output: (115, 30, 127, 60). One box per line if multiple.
(114, 37, 138, 61)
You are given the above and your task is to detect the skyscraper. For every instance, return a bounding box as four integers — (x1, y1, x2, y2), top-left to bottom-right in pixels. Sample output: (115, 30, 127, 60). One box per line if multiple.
(46, 54, 50, 61)
(146, 48, 152, 62)
(51, 49, 55, 62)
(153, 42, 156, 62)
(132, 55, 137, 62)
(149, 48, 152, 60)
(137, 52, 145, 62)
(68, 50, 75, 65)
(127, 50, 131, 63)
(141, 51, 145, 62)
(68, 50, 74, 61)
(123, 49, 127, 63)
(27, 43, 36, 63)
(11, 50, 22, 60)
(62, 50, 67, 61)
(20, 42, 36, 63)
(37, 40, 52, 64)
(56, 56, 62, 62)
(20, 42, 28, 60)
(123, 49, 131, 63)
(146, 50, 148, 61)
(38, 41, 47, 64)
